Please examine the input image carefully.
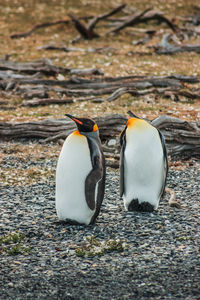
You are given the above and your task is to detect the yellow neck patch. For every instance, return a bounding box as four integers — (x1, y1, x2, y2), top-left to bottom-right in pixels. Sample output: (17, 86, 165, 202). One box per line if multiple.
(73, 130, 82, 136)
(127, 118, 150, 130)
(127, 118, 140, 127)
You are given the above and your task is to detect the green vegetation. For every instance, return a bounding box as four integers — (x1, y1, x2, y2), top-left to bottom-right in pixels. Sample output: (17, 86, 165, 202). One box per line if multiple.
(75, 235, 127, 257)
(0, 232, 31, 256)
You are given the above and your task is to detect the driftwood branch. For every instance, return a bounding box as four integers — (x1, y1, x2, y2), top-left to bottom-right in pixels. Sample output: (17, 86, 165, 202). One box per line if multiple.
(37, 45, 86, 53)
(151, 115, 200, 157)
(10, 19, 71, 39)
(0, 115, 199, 158)
(69, 4, 126, 39)
(109, 9, 178, 34)
(87, 4, 126, 32)
(0, 59, 103, 77)
(109, 8, 152, 34)
(1, 74, 197, 91)
(21, 86, 198, 107)
(21, 98, 74, 107)
(10, 16, 96, 39)
(38, 44, 117, 54)
(165, 187, 181, 209)
(0, 70, 41, 80)
(0, 59, 199, 101)
(69, 14, 99, 39)
(155, 33, 200, 54)
(1, 77, 196, 96)
(0, 59, 68, 76)
(0, 77, 184, 99)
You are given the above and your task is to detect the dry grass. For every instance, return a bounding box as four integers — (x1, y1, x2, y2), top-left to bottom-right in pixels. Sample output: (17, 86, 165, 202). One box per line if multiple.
(0, 0, 200, 121)
(0, 1, 200, 185)
(0, 142, 60, 185)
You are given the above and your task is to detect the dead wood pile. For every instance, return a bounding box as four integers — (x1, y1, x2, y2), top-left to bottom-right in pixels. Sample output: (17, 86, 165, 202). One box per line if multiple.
(0, 59, 199, 105)
(0, 114, 199, 160)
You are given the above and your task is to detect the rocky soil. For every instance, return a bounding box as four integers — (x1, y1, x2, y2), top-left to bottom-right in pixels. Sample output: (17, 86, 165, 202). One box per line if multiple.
(0, 150, 200, 300)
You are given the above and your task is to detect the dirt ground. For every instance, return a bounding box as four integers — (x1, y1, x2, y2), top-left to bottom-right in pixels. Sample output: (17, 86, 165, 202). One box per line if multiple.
(0, 2, 200, 299)
(0, 0, 200, 123)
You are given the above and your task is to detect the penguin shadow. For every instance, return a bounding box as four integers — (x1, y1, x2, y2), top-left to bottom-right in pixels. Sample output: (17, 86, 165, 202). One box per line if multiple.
(123, 207, 159, 223)
(53, 219, 92, 227)
(53, 218, 105, 228)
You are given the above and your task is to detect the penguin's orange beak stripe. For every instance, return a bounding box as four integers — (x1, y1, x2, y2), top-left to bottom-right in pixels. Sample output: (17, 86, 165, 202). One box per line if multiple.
(93, 124, 98, 132)
(72, 118, 83, 125)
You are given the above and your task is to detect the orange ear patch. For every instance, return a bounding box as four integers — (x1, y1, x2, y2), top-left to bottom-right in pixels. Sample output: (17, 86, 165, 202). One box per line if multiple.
(93, 124, 98, 132)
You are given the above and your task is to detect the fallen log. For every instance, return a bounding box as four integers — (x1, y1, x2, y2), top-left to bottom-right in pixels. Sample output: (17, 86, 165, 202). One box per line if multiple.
(0, 59, 198, 84)
(102, 74, 199, 84)
(38, 44, 118, 54)
(1, 70, 198, 100)
(0, 59, 103, 76)
(38, 45, 86, 52)
(0, 75, 190, 91)
(151, 115, 200, 157)
(0, 78, 183, 100)
(0, 70, 41, 80)
(21, 86, 191, 106)
(157, 44, 200, 54)
(21, 98, 74, 107)
(0, 59, 68, 75)
(0, 114, 199, 158)
(0, 59, 199, 101)
(0, 114, 127, 142)
(92, 86, 192, 103)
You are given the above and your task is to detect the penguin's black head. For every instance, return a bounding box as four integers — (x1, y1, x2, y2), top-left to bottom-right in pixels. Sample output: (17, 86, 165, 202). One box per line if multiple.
(65, 114, 98, 133)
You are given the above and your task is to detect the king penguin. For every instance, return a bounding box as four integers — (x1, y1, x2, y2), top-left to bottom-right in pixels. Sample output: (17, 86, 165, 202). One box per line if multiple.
(56, 114, 106, 225)
(120, 112, 168, 212)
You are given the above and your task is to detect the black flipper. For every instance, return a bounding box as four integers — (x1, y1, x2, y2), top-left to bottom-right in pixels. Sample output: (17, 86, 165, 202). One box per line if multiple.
(119, 126, 127, 198)
(89, 155, 106, 225)
(85, 137, 106, 224)
(158, 129, 168, 197)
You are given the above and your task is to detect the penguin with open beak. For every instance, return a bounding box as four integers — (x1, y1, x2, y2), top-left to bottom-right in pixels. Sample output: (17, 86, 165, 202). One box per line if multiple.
(56, 114, 106, 225)
(120, 112, 168, 212)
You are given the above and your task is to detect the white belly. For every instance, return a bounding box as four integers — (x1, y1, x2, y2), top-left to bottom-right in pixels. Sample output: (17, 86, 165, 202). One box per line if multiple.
(123, 126, 165, 210)
(56, 133, 94, 224)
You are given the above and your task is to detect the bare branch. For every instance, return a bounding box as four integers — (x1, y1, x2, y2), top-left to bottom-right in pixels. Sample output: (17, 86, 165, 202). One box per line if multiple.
(10, 19, 70, 39)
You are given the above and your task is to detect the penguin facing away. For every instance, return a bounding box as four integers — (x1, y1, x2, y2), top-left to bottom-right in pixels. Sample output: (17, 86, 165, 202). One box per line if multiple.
(56, 114, 106, 225)
(120, 113, 168, 212)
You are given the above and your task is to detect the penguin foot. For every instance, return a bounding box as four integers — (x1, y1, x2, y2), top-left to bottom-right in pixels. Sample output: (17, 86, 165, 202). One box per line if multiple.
(59, 219, 85, 225)
(128, 199, 154, 212)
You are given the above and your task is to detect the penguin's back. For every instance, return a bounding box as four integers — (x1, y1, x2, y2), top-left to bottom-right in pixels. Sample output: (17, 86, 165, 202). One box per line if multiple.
(56, 131, 94, 224)
(123, 119, 165, 209)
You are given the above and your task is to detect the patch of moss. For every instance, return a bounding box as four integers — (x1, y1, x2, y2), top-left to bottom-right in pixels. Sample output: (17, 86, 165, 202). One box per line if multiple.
(0, 232, 31, 256)
(75, 235, 127, 258)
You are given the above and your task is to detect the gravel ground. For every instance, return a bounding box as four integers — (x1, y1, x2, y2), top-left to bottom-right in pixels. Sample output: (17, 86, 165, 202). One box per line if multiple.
(0, 152, 200, 300)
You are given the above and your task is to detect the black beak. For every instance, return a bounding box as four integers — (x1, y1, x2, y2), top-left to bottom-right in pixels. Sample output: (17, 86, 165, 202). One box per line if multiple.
(65, 113, 74, 120)
(65, 114, 83, 125)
